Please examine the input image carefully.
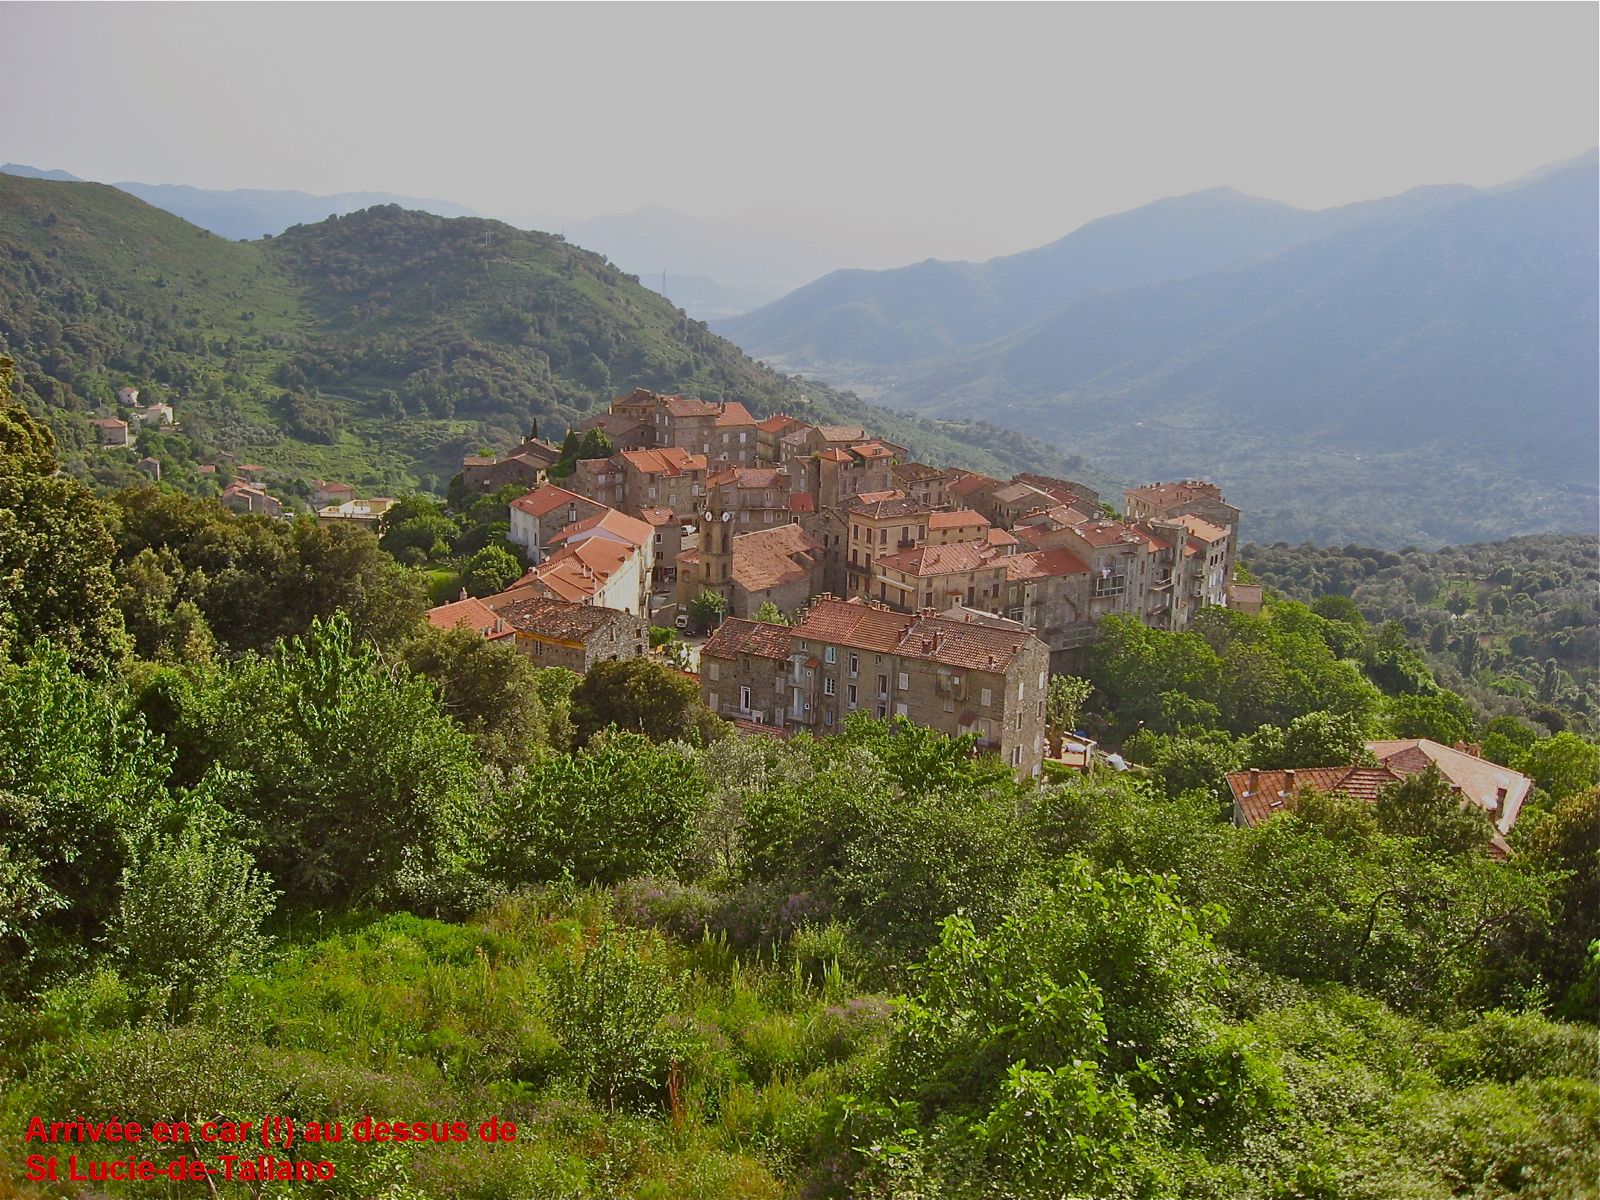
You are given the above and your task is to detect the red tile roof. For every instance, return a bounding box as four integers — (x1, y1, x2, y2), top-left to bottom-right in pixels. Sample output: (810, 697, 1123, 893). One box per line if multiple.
(702, 617, 796, 662)
(496, 596, 630, 641)
(550, 507, 654, 549)
(928, 508, 990, 530)
(425, 596, 505, 637)
(793, 598, 1040, 672)
(947, 473, 1002, 499)
(511, 483, 590, 518)
(731, 522, 822, 594)
(756, 413, 806, 435)
(620, 447, 706, 475)
(1004, 547, 1091, 580)
(876, 541, 1004, 577)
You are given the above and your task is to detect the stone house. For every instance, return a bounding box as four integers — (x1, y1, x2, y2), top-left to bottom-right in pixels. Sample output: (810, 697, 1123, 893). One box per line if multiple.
(507, 484, 608, 563)
(493, 596, 651, 672)
(461, 433, 563, 492)
(700, 597, 1051, 776)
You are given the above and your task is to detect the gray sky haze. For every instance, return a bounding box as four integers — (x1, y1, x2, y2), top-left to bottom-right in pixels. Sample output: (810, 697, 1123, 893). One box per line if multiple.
(1, 2, 1595, 264)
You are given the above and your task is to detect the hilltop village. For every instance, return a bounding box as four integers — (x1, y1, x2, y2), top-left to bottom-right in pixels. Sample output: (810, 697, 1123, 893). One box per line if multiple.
(426, 389, 1248, 777)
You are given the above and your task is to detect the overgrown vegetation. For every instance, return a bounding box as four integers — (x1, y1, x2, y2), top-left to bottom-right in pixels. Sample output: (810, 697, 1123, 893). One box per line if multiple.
(2, 387, 1596, 1197)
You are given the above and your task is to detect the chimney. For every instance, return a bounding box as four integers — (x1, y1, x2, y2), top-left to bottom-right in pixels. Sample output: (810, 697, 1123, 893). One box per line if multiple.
(1493, 787, 1507, 815)
(459, 587, 468, 601)
(1248, 768, 1261, 795)
(1284, 769, 1297, 792)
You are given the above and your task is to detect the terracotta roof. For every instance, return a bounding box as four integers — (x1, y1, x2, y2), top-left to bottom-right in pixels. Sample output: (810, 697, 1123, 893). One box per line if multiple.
(816, 448, 851, 463)
(637, 505, 677, 526)
(620, 447, 706, 475)
(1174, 514, 1229, 543)
(550, 507, 654, 549)
(89, 417, 128, 428)
(702, 617, 795, 662)
(876, 541, 1004, 578)
(947, 473, 1002, 499)
(793, 598, 1041, 672)
(892, 462, 947, 483)
(728, 717, 795, 740)
(985, 527, 1020, 549)
(731, 522, 822, 594)
(660, 394, 719, 418)
(928, 508, 989, 530)
(1068, 520, 1147, 549)
(425, 596, 507, 638)
(817, 425, 868, 442)
(1367, 739, 1534, 832)
(1226, 766, 1368, 827)
(581, 412, 648, 437)
(709, 466, 787, 491)
(511, 483, 590, 518)
(849, 442, 894, 460)
(713, 402, 756, 427)
(992, 481, 1053, 506)
(1005, 547, 1091, 581)
(848, 495, 931, 520)
(853, 489, 904, 504)
(787, 493, 816, 513)
(1126, 480, 1226, 508)
(496, 596, 628, 641)
(521, 538, 635, 603)
(756, 413, 806, 435)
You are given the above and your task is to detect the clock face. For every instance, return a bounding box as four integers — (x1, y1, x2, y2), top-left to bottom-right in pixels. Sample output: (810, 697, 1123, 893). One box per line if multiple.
(702, 510, 714, 522)
(722, 511, 733, 522)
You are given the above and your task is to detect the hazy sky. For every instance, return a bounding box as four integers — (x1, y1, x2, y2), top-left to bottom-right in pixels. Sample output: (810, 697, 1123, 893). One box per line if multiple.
(1, 2, 1595, 261)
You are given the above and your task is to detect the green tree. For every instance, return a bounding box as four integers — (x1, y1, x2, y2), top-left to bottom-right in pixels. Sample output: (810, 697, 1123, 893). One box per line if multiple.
(460, 544, 522, 597)
(1520, 732, 1600, 799)
(751, 600, 789, 625)
(1045, 674, 1093, 732)
(0, 393, 129, 672)
(183, 615, 482, 908)
(571, 657, 720, 745)
(687, 588, 728, 634)
(1374, 764, 1494, 857)
(1386, 690, 1474, 745)
(109, 776, 277, 1013)
(401, 624, 553, 771)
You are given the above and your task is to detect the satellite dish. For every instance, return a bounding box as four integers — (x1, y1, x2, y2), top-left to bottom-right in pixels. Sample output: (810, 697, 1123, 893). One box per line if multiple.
(721, 511, 733, 522)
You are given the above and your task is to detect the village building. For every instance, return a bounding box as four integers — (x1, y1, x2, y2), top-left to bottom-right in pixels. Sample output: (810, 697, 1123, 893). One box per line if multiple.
(425, 595, 513, 641)
(461, 431, 563, 492)
(699, 597, 1051, 776)
(891, 462, 953, 508)
(116, 386, 140, 407)
(754, 413, 807, 464)
(136, 456, 161, 480)
(616, 447, 707, 514)
(678, 520, 825, 618)
(569, 456, 626, 509)
(845, 495, 934, 598)
(576, 409, 654, 452)
(220, 481, 283, 516)
(1226, 738, 1533, 856)
(545, 509, 656, 613)
(503, 534, 648, 616)
(926, 508, 992, 545)
(89, 417, 129, 447)
(872, 541, 1011, 614)
(310, 480, 356, 508)
(507, 484, 608, 563)
(1003, 548, 1096, 670)
(1124, 480, 1241, 569)
(492, 596, 651, 671)
(316, 497, 397, 530)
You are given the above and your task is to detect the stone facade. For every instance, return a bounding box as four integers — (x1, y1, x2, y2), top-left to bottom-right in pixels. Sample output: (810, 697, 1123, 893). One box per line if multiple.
(496, 597, 651, 672)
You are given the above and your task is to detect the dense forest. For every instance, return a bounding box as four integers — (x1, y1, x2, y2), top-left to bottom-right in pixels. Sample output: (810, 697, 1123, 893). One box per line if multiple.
(0, 173, 1110, 501)
(1243, 536, 1598, 737)
(3, 357, 1597, 1198)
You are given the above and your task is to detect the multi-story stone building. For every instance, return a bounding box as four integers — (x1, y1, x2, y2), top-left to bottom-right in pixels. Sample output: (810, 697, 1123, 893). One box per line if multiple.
(1123, 480, 1240, 572)
(1003, 548, 1096, 670)
(508, 484, 608, 563)
(617, 447, 707, 515)
(493, 596, 651, 672)
(872, 541, 1010, 614)
(461, 432, 563, 492)
(845, 495, 934, 597)
(700, 597, 1051, 775)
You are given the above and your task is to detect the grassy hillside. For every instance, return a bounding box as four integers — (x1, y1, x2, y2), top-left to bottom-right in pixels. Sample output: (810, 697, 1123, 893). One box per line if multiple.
(0, 175, 1102, 501)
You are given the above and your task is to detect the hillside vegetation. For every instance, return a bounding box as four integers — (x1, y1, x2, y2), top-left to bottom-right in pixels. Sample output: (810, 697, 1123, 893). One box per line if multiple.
(4, 393, 1598, 1198)
(1243, 534, 1598, 736)
(0, 174, 1102, 499)
(720, 154, 1599, 547)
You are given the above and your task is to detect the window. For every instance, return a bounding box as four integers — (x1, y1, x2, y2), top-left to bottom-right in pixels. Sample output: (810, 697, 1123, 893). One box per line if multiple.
(877, 675, 889, 698)
(707, 663, 719, 681)
(1011, 746, 1022, 767)
(981, 687, 992, 707)
(897, 672, 909, 690)
(824, 677, 836, 696)
(876, 703, 888, 718)
(848, 653, 858, 676)
(708, 693, 719, 711)
(875, 653, 883, 665)
(879, 528, 887, 544)
(741, 685, 752, 710)
(824, 645, 836, 663)
(895, 702, 909, 717)
(847, 684, 857, 707)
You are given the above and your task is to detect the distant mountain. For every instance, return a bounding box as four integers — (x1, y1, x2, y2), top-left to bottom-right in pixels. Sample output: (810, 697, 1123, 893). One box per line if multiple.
(0, 174, 1100, 499)
(719, 153, 1599, 547)
(1, 163, 479, 240)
